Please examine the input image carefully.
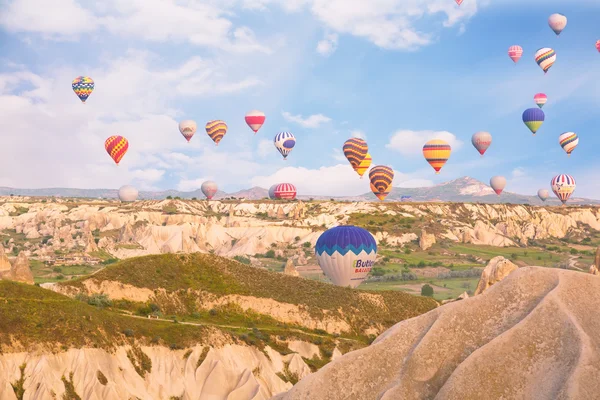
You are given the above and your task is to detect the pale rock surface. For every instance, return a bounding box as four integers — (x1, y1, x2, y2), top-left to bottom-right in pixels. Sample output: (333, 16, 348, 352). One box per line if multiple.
(474, 256, 519, 295)
(0, 251, 34, 284)
(275, 267, 600, 400)
(590, 265, 599, 276)
(418, 229, 436, 251)
(283, 259, 299, 277)
(0, 244, 11, 273)
(0, 344, 300, 400)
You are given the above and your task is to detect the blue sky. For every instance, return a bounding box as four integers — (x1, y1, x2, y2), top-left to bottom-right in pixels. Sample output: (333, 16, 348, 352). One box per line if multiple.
(1, 0, 599, 198)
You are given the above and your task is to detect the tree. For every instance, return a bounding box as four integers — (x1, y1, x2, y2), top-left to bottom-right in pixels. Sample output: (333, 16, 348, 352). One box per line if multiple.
(421, 284, 434, 297)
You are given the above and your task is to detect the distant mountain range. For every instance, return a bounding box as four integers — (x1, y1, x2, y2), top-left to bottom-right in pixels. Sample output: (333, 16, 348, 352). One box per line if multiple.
(0, 177, 597, 205)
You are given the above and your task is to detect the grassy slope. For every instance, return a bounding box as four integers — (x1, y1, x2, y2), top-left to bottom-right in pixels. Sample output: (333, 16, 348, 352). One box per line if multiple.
(0, 281, 218, 351)
(60, 253, 438, 334)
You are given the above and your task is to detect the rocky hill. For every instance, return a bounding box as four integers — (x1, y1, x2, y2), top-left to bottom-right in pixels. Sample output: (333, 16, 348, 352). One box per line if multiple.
(0, 177, 597, 204)
(276, 266, 600, 399)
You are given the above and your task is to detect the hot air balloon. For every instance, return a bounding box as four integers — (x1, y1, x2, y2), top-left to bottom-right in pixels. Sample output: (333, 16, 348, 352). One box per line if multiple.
(508, 45, 523, 64)
(535, 48, 556, 74)
(343, 138, 368, 173)
(273, 183, 297, 200)
(268, 184, 278, 200)
(596, 40, 600, 53)
(423, 139, 451, 174)
(315, 225, 377, 288)
(118, 185, 138, 202)
(71, 76, 94, 103)
(471, 131, 492, 157)
(490, 176, 506, 195)
(455, 0, 463, 5)
(274, 132, 296, 160)
(179, 120, 197, 143)
(369, 165, 394, 201)
(548, 13, 567, 36)
(201, 181, 218, 200)
(551, 174, 576, 205)
(245, 110, 266, 134)
(205, 120, 227, 146)
(355, 153, 372, 179)
(522, 108, 545, 135)
(105, 136, 129, 165)
(559, 132, 578, 156)
(534, 93, 547, 108)
(538, 189, 549, 202)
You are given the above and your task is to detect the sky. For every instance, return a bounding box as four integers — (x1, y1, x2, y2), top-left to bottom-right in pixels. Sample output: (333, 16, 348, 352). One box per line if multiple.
(1, 0, 600, 198)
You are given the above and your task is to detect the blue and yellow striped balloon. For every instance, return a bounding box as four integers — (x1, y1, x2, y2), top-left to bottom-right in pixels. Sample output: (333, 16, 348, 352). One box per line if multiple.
(369, 165, 394, 201)
(522, 108, 545, 135)
(343, 138, 368, 170)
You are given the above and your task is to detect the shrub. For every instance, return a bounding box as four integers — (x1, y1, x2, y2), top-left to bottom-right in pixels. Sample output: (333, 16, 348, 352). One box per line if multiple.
(265, 250, 275, 258)
(303, 242, 311, 248)
(421, 284, 434, 297)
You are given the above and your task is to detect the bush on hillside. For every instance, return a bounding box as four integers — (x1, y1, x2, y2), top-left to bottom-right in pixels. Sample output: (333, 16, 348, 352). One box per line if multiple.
(421, 284, 434, 297)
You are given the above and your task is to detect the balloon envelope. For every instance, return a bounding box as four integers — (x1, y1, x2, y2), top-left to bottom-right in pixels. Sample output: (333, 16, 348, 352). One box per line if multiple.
(508, 45, 523, 63)
(245, 110, 266, 133)
(355, 153, 372, 178)
(559, 132, 578, 156)
(471, 132, 492, 156)
(534, 93, 547, 108)
(596, 40, 600, 53)
(118, 185, 138, 202)
(538, 189, 549, 202)
(522, 108, 545, 134)
(315, 225, 377, 288)
(201, 181, 218, 200)
(551, 174, 575, 205)
(369, 165, 394, 201)
(490, 176, 506, 195)
(205, 120, 227, 145)
(455, 0, 463, 5)
(548, 13, 567, 35)
(179, 120, 197, 142)
(72, 76, 94, 103)
(423, 139, 451, 173)
(274, 132, 296, 160)
(342, 138, 368, 170)
(105, 136, 129, 165)
(268, 184, 278, 200)
(273, 183, 297, 200)
(534, 48, 556, 74)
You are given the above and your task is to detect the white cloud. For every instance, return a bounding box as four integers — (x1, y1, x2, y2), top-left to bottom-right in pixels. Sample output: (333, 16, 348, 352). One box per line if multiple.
(0, 0, 273, 53)
(316, 33, 338, 56)
(282, 111, 332, 128)
(251, 164, 433, 196)
(512, 167, 525, 178)
(386, 129, 463, 156)
(257, 139, 273, 158)
(350, 130, 366, 139)
(0, 51, 266, 190)
(177, 178, 208, 192)
(331, 148, 347, 162)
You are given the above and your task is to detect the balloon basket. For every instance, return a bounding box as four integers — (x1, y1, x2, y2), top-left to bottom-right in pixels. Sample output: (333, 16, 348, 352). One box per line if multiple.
(435, 171, 440, 174)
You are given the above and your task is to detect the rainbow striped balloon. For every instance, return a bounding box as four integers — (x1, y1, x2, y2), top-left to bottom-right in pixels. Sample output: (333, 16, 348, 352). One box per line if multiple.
(558, 132, 578, 156)
(205, 120, 228, 146)
(423, 139, 451, 174)
(72, 76, 94, 103)
(105, 135, 129, 165)
(551, 174, 576, 205)
(369, 165, 394, 201)
(534, 48, 556, 74)
(355, 153, 372, 179)
(343, 138, 368, 169)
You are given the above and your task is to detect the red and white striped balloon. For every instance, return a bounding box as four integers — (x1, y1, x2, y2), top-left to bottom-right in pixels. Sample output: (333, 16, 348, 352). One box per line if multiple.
(273, 183, 297, 200)
(596, 40, 600, 53)
(245, 110, 266, 134)
(508, 45, 523, 63)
